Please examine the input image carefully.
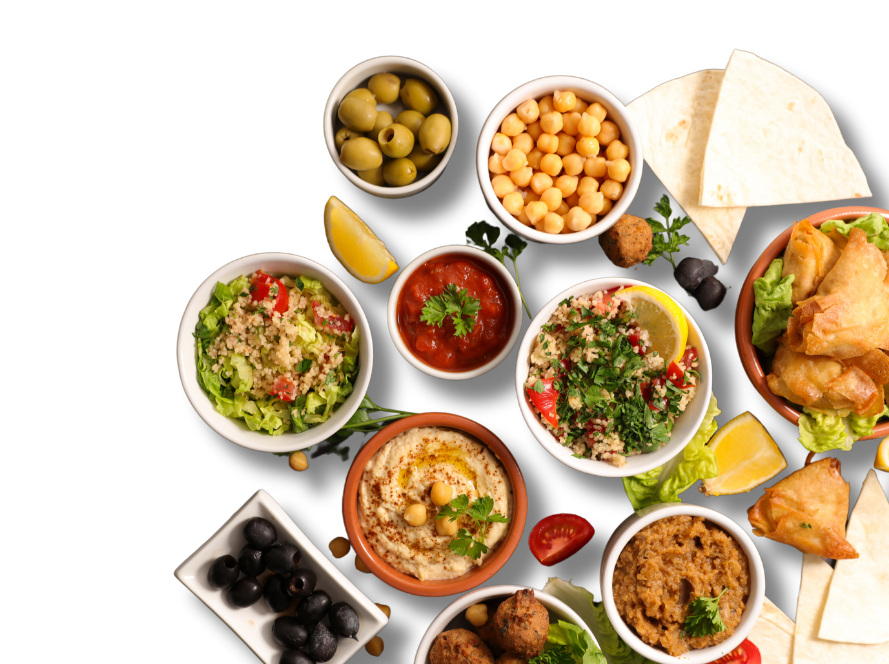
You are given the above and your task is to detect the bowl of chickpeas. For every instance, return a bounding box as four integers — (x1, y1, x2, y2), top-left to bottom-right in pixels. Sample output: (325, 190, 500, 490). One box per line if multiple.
(325, 56, 458, 199)
(476, 76, 642, 243)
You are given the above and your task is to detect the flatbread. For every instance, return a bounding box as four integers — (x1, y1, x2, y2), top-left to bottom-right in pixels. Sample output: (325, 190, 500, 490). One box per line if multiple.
(747, 597, 794, 664)
(793, 555, 889, 663)
(627, 70, 745, 264)
(700, 50, 871, 207)
(819, 470, 889, 644)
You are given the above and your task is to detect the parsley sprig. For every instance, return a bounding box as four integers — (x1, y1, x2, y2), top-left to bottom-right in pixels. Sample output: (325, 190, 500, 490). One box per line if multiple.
(436, 494, 509, 560)
(420, 284, 480, 338)
(683, 587, 727, 638)
(466, 221, 531, 317)
(644, 195, 691, 269)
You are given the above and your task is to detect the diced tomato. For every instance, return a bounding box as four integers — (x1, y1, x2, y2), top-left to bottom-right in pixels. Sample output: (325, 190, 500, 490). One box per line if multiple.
(312, 300, 355, 334)
(527, 378, 559, 427)
(270, 376, 296, 402)
(709, 639, 761, 664)
(528, 514, 595, 566)
(585, 420, 605, 434)
(250, 271, 288, 314)
(668, 361, 693, 389)
(560, 358, 571, 371)
(628, 332, 645, 356)
(642, 376, 665, 411)
(681, 346, 699, 367)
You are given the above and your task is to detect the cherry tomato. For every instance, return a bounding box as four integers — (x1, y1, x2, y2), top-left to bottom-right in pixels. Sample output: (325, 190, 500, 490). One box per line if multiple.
(528, 514, 594, 566)
(311, 300, 355, 333)
(667, 361, 693, 389)
(271, 376, 296, 402)
(709, 639, 761, 664)
(681, 346, 699, 367)
(527, 378, 559, 427)
(250, 271, 288, 314)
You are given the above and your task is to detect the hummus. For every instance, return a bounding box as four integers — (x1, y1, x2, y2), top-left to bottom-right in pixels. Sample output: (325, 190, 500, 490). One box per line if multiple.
(358, 426, 513, 581)
(613, 515, 750, 656)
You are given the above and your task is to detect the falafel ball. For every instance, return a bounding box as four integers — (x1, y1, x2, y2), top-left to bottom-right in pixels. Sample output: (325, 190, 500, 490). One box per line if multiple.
(490, 589, 549, 659)
(477, 613, 504, 657)
(599, 214, 653, 268)
(430, 628, 494, 664)
(495, 654, 530, 664)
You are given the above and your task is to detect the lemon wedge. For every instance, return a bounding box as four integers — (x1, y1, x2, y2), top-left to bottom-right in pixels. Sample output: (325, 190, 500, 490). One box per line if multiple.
(701, 412, 787, 496)
(616, 286, 688, 364)
(876, 438, 889, 472)
(324, 196, 398, 284)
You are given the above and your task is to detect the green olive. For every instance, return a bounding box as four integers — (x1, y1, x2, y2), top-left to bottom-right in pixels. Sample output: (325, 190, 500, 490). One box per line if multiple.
(340, 137, 383, 171)
(335, 127, 364, 151)
(370, 111, 393, 138)
(400, 78, 439, 116)
(338, 97, 377, 133)
(395, 110, 425, 139)
(408, 145, 443, 172)
(378, 123, 415, 158)
(344, 88, 377, 107)
(368, 72, 401, 104)
(383, 158, 417, 186)
(358, 165, 385, 186)
(418, 114, 452, 156)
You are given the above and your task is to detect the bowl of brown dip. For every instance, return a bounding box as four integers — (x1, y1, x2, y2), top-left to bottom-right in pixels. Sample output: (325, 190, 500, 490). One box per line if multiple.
(342, 413, 528, 597)
(600, 504, 764, 664)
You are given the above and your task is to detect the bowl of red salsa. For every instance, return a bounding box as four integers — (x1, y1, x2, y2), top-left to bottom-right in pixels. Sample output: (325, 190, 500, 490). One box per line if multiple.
(388, 246, 522, 380)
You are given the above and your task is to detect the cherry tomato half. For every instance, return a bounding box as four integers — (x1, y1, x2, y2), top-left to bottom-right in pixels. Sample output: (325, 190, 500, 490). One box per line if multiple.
(311, 300, 355, 334)
(271, 376, 296, 402)
(527, 378, 559, 427)
(250, 271, 288, 314)
(528, 514, 594, 566)
(709, 639, 761, 664)
(667, 361, 693, 389)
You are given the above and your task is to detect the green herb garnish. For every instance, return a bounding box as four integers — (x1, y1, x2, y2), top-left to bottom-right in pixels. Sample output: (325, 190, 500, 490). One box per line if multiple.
(420, 283, 480, 338)
(534, 379, 545, 393)
(683, 588, 727, 638)
(801, 522, 813, 529)
(466, 220, 531, 317)
(644, 195, 691, 269)
(436, 494, 510, 560)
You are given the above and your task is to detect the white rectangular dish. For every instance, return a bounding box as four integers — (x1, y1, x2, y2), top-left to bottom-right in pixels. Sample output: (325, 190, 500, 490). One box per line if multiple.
(174, 489, 388, 663)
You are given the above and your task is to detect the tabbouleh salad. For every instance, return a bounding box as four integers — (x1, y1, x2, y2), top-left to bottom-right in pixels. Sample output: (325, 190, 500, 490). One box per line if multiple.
(194, 270, 359, 435)
(525, 288, 698, 466)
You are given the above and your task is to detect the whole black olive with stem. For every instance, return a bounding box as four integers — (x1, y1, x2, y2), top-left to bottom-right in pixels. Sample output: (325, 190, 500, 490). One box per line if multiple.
(238, 544, 265, 577)
(304, 621, 338, 662)
(295, 590, 331, 625)
(329, 602, 360, 640)
(228, 577, 263, 607)
(263, 542, 302, 575)
(243, 517, 277, 551)
(272, 616, 308, 649)
(694, 276, 727, 310)
(263, 575, 294, 613)
(286, 568, 317, 598)
(207, 555, 239, 589)
(280, 650, 314, 664)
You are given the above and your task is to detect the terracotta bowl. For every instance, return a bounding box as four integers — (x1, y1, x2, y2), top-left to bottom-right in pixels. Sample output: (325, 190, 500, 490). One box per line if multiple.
(735, 205, 889, 437)
(342, 413, 528, 597)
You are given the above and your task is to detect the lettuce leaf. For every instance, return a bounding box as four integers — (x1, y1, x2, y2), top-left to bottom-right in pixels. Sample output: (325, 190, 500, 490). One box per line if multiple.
(752, 258, 795, 355)
(343, 326, 360, 375)
(798, 405, 889, 453)
(622, 395, 720, 510)
(543, 621, 605, 664)
(820, 213, 889, 250)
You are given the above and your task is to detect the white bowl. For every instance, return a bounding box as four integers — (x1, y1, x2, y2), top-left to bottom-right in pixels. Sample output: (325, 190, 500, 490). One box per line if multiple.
(324, 55, 458, 199)
(413, 584, 598, 664)
(174, 489, 389, 664)
(476, 75, 643, 244)
(387, 245, 523, 380)
(514, 277, 712, 478)
(600, 504, 765, 664)
(177, 252, 373, 453)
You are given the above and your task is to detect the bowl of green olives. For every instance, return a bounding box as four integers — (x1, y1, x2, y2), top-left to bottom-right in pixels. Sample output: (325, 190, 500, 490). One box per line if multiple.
(324, 56, 458, 199)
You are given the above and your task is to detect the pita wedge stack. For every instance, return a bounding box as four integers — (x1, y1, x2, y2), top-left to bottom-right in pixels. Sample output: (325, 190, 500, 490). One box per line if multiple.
(628, 71, 745, 264)
(700, 50, 871, 208)
(747, 597, 794, 664)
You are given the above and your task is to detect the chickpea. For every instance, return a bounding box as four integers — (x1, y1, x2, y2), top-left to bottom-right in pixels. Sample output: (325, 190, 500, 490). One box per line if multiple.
(577, 176, 599, 196)
(576, 136, 600, 158)
(562, 112, 582, 136)
(537, 133, 559, 154)
(606, 139, 629, 160)
(544, 212, 565, 234)
(537, 95, 555, 115)
(562, 153, 586, 176)
(600, 196, 614, 215)
(502, 191, 524, 216)
(530, 172, 554, 196)
(579, 191, 605, 215)
(555, 175, 578, 197)
(355, 556, 371, 573)
(465, 604, 489, 628)
(523, 189, 541, 203)
(588, 102, 608, 123)
(527, 147, 544, 170)
(553, 90, 577, 112)
(540, 153, 563, 177)
(596, 120, 620, 146)
(566, 192, 580, 208)
(514, 205, 532, 226)
(556, 132, 576, 157)
(289, 451, 308, 472)
(525, 201, 548, 225)
(492, 133, 512, 156)
(509, 166, 533, 187)
(488, 153, 506, 174)
(375, 603, 391, 619)
(573, 98, 589, 114)
(328, 537, 351, 558)
(403, 503, 427, 526)
(541, 187, 563, 211)
(492, 174, 517, 198)
(600, 179, 624, 200)
(365, 636, 384, 657)
(577, 113, 601, 138)
(556, 201, 570, 216)
(502, 148, 528, 172)
(516, 99, 540, 124)
(584, 156, 608, 178)
(540, 111, 564, 135)
(606, 158, 631, 183)
(435, 514, 459, 536)
(565, 206, 593, 232)
(512, 133, 534, 155)
(501, 112, 526, 137)
(526, 121, 543, 142)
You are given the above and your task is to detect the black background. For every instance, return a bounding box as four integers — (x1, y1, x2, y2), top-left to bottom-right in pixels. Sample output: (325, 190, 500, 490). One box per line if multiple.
(170, 44, 889, 664)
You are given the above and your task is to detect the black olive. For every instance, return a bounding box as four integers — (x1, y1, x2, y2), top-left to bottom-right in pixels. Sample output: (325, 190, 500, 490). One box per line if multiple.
(694, 276, 727, 311)
(329, 602, 360, 640)
(295, 590, 331, 625)
(243, 517, 277, 551)
(272, 616, 308, 649)
(263, 575, 294, 613)
(674, 257, 717, 293)
(263, 542, 302, 575)
(304, 621, 338, 662)
(280, 650, 314, 664)
(207, 555, 239, 590)
(239, 544, 265, 577)
(286, 569, 317, 598)
(227, 577, 263, 607)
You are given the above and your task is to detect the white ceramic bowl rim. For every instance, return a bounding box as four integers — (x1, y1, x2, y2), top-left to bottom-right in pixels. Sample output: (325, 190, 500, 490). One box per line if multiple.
(600, 504, 765, 664)
(387, 245, 523, 381)
(476, 74, 643, 244)
(177, 252, 373, 452)
(514, 277, 712, 477)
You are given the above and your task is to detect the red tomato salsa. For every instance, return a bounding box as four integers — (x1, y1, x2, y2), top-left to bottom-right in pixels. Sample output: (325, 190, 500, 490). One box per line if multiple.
(396, 253, 513, 372)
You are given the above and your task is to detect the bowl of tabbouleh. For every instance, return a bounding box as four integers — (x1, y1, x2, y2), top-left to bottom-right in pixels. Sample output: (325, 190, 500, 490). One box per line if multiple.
(177, 253, 373, 453)
(514, 277, 712, 478)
